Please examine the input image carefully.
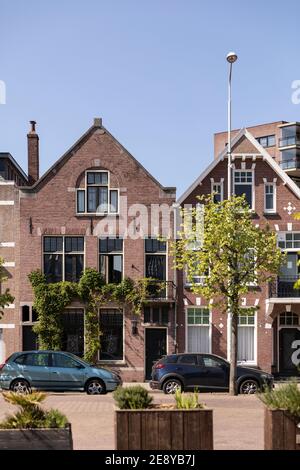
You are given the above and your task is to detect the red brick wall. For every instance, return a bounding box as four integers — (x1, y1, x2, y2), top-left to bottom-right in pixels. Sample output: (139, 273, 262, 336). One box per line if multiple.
(178, 151, 300, 373)
(214, 121, 285, 162)
(11, 126, 176, 381)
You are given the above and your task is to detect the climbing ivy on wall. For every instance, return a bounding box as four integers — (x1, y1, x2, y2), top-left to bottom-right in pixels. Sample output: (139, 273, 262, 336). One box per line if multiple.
(28, 269, 163, 364)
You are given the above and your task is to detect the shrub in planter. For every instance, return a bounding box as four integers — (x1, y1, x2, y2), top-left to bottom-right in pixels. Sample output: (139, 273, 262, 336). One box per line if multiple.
(113, 385, 153, 410)
(114, 386, 213, 450)
(174, 389, 204, 410)
(0, 392, 72, 450)
(259, 381, 300, 450)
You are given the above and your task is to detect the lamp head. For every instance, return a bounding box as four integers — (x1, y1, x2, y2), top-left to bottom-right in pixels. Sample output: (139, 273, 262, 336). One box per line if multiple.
(226, 52, 238, 64)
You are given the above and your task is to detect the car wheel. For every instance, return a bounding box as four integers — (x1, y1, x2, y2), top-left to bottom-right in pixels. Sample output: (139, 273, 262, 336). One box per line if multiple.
(86, 379, 106, 395)
(239, 379, 259, 395)
(10, 379, 31, 394)
(163, 378, 182, 394)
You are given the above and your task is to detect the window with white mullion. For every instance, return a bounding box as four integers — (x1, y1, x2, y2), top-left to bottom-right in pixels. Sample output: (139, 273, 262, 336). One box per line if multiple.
(264, 183, 276, 213)
(278, 233, 300, 250)
(234, 170, 254, 209)
(76, 170, 119, 215)
(211, 182, 223, 203)
(237, 313, 256, 363)
(43, 236, 84, 283)
(187, 308, 210, 353)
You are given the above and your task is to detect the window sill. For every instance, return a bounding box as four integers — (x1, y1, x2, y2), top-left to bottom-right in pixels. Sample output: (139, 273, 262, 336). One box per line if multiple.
(263, 212, 278, 216)
(98, 360, 126, 365)
(76, 212, 119, 217)
(185, 283, 206, 288)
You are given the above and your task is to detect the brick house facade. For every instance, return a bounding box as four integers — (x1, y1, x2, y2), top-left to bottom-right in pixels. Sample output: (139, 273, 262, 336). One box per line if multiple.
(1, 119, 300, 381)
(177, 122, 300, 377)
(0, 119, 176, 382)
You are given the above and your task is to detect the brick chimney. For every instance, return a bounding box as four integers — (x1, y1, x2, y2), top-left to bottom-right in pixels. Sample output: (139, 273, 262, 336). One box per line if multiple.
(27, 120, 39, 185)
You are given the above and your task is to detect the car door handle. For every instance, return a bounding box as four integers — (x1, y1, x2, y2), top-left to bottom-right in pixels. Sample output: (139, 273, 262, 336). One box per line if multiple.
(51, 371, 59, 374)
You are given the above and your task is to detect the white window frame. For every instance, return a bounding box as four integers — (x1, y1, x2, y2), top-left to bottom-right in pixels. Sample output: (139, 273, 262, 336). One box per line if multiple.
(264, 181, 276, 214)
(233, 169, 255, 211)
(277, 232, 300, 251)
(144, 237, 168, 284)
(98, 308, 125, 364)
(227, 311, 257, 366)
(210, 179, 224, 203)
(43, 236, 85, 282)
(98, 237, 124, 284)
(76, 170, 119, 216)
(185, 307, 212, 354)
(20, 303, 38, 325)
(185, 275, 207, 287)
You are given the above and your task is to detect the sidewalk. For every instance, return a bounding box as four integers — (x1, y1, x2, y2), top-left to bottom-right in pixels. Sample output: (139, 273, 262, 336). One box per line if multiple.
(0, 390, 264, 450)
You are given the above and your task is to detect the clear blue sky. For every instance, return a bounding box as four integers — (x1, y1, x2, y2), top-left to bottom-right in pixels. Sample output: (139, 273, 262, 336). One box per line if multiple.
(1, 0, 300, 196)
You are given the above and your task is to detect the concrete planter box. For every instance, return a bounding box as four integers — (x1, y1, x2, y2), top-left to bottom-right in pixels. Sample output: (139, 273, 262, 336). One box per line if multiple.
(115, 408, 213, 450)
(264, 407, 300, 450)
(0, 424, 73, 450)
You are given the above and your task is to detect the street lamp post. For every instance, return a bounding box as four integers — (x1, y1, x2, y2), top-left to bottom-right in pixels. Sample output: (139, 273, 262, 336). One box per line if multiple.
(226, 52, 238, 200)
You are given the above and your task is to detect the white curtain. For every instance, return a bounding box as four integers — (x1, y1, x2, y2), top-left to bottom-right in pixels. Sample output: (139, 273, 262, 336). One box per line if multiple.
(238, 326, 254, 362)
(188, 326, 210, 353)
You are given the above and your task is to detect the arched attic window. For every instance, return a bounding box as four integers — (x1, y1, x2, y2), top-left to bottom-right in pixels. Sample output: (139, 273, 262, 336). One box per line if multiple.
(76, 170, 119, 215)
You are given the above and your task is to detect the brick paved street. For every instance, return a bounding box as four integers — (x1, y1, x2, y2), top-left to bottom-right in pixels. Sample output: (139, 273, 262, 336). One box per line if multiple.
(0, 385, 264, 450)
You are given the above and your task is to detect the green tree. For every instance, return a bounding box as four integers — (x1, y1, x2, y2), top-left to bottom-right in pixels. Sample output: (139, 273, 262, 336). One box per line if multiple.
(0, 257, 14, 319)
(172, 195, 284, 395)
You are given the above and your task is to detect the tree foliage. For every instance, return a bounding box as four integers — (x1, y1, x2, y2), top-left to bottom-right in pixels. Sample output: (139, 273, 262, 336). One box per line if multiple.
(173, 195, 284, 313)
(172, 195, 284, 394)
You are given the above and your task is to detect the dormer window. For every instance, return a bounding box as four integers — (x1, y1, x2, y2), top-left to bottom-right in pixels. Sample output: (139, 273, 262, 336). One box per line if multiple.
(76, 170, 119, 215)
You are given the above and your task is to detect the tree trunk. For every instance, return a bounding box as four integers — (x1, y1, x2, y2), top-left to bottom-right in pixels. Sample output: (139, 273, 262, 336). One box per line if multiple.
(229, 309, 238, 396)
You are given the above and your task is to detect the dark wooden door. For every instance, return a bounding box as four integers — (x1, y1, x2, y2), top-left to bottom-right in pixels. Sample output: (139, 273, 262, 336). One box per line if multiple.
(279, 328, 300, 375)
(145, 328, 167, 380)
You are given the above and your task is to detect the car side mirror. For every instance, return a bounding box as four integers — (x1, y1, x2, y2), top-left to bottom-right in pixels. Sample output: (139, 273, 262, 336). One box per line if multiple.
(76, 364, 84, 369)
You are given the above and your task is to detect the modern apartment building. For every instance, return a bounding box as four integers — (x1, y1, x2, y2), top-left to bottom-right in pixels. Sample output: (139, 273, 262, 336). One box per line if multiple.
(0, 120, 176, 381)
(178, 121, 300, 377)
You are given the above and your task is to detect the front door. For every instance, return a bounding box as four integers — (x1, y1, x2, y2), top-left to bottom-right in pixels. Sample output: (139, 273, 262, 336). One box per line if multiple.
(279, 328, 300, 375)
(145, 328, 167, 380)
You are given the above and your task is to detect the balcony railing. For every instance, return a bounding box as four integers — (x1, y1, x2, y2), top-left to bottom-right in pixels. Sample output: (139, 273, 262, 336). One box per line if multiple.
(145, 280, 177, 301)
(280, 158, 300, 171)
(269, 276, 300, 298)
(279, 136, 300, 147)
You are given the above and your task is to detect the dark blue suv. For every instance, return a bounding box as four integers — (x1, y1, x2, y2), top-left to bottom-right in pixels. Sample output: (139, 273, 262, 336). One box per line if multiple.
(150, 353, 273, 394)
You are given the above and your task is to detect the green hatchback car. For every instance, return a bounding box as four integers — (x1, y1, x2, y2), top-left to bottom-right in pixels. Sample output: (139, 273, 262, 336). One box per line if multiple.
(0, 350, 122, 394)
